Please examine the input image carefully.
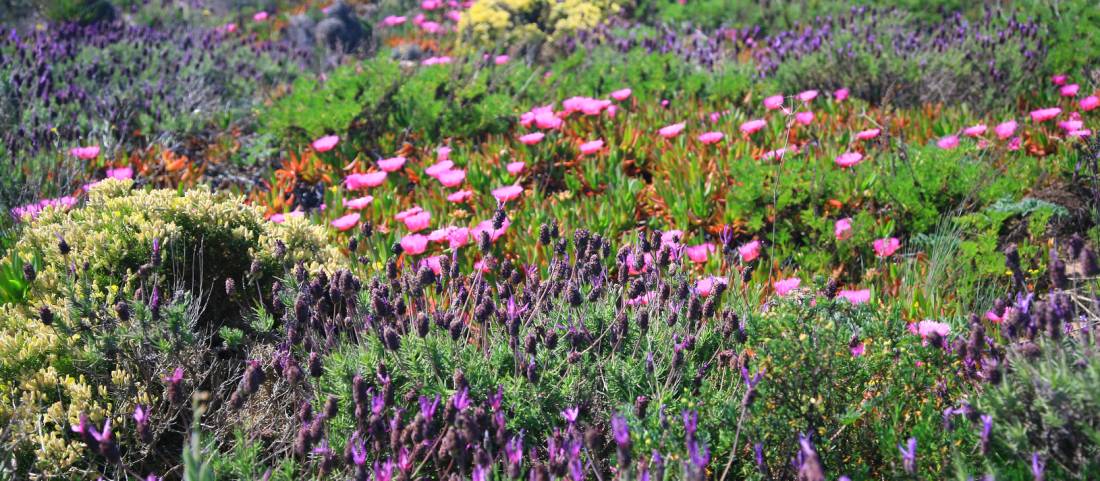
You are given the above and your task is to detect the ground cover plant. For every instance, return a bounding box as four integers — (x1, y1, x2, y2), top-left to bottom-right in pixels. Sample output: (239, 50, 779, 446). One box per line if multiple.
(2, 1, 1100, 480)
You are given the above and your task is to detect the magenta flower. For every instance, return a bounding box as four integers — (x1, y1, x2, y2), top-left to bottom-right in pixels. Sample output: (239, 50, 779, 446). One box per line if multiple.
(963, 124, 987, 137)
(936, 135, 959, 150)
(436, 146, 452, 162)
(1030, 107, 1062, 122)
(343, 196, 373, 210)
(438, 169, 466, 187)
(684, 243, 715, 263)
(795, 111, 814, 126)
(834, 218, 853, 240)
(518, 132, 545, 145)
(995, 120, 1017, 139)
(763, 94, 784, 110)
(1060, 84, 1079, 97)
(834, 88, 849, 101)
(106, 166, 133, 180)
(835, 152, 863, 167)
(492, 185, 524, 202)
(562, 406, 579, 424)
(400, 234, 429, 255)
(837, 289, 871, 304)
(448, 227, 470, 249)
(740, 119, 767, 134)
(579, 139, 604, 155)
(611, 88, 632, 101)
(70, 145, 100, 159)
(312, 135, 339, 152)
(855, 128, 880, 140)
(472, 218, 510, 242)
(425, 160, 455, 178)
(694, 276, 727, 296)
(403, 211, 431, 232)
(378, 156, 406, 172)
(506, 162, 525, 175)
(382, 15, 406, 26)
(344, 172, 387, 190)
(658, 122, 686, 138)
(739, 240, 761, 262)
(253, 11, 268, 21)
(698, 131, 724, 144)
(873, 237, 901, 258)
(1051, 74, 1067, 86)
(447, 190, 473, 203)
(773, 277, 801, 296)
(797, 90, 819, 102)
(420, 255, 444, 275)
(494, 54, 509, 65)
(762, 147, 793, 160)
(331, 213, 360, 231)
(916, 320, 950, 339)
(1080, 96, 1099, 111)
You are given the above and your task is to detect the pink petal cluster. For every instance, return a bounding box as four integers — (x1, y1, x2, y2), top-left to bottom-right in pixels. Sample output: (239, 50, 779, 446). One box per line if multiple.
(70, 145, 101, 159)
(312, 135, 339, 152)
(995, 120, 1017, 139)
(697, 131, 724, 144)
(447, 190, 473, 203)
(739, 240, 761, 262)
(1080, 96, 1099, 111)
(438, 169, 466, 187)
(855, 128, 880, 140)
(763, 95, 784, 110)
(837, 289, 871, 305)
(518, 132, 545, 145)
(345, 172, 387, 190)
(610, 88, 632, 101)
(740, 119, 767, 134)
(378, 156, 406, 172)
(1030, 107, 1062, 122)
(343, 196, 373, 210)
(835, 152, 863, 167)
(562, 96, 612, 116)
(579, 139, 604, 155)
(873, 237, 901, 258)
(694, 276, 727, 296)
(658, 122, 686, 138)
(834, 88, 849, 101)
(492, 185, 524, 202)
(400, 234, 429, 254)
(382, 15, 407, 26)
(795, 111, 814, 126)
(834, 218, 853, 240)
(106, 166, 133, 180)
(11, 196, 78, 221)
(331, 213, 360, 231)
(936, 135, 959, 150)
(963, 124, 987, 137)
(774, 277, 801, 296)
(797, 90, 819, 102)
(506, 162, 525, 175)
(520, 105, 563, 130)
(684, 243, 715, 263)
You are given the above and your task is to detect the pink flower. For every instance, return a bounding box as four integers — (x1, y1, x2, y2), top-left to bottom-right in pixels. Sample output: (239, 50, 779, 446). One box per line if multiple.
(762, 147, 792, 160)
(395, 207, 424, 221)
(625, 252, 653, 275)
(492, 185, 524, 202)
(1069, 129, 1092, 138)
(344, 171, 387, 190)
(694, 276, 727, 296)
(106, 166, 133, 180)
(774, 277, 801, 296)
(834, 218, 853, 240)
(400, 234, 429, 255)
(343, 195, 373, 210)
(1051, 74, 1067, 86)
(579, 139, 604, 155)
(1030, 107, 1062, 122)
(378, 156, 406, 172)
(658, 122, 686, 138)
(795, 111, 814, 126)
(425, 160, 455, 178)
(494, 55, 509, 65)
(518, 132, 545, 145)
(837, 289, 870, 304)
(740, 119, 767, 134)
(472, 218, 510, 242)
(269, 211, 303, 224)
(873, 237, 900, 258)
(438, 169, 466, 187)
(382, 15, 407, 26)
(1080, 96, 1100, 111)
(739, 240, 761, 262)
(253, 11, 268, 21)
(404, 211, 431, 232)
(797, 90, 818, 102)
(963, 124, 987, 137)
(312, 135, 339, 152)
(331, 213, 360, 231)
(222, 23, 237, 33)
(446, 10, 462, 22)
(661, 230, 684, 247)
(447, 190, 473, 203)
(1059, 119, 1084, 131)
(610, 88, 632, 101)
(421, 255, 444, 275)
(763, 94, 784, 110)
(995, 120, 1017, 139)
(421, 0, 441, 10)
(697, 131, 724, 144)
(437, 146, 452, 162)
(448, 227, 470, 248)
(834, 88, 849, 101)
(419, 21, 442, 34)
(429, 227, 454, 243)
(606, 105, 618, 118)
(70, 145, 100, 159)
(855, 128, 880, 140)
(835, 152, 863, 167)
(627, 292, 656, 306)
(936, 135, 959, 150)
(1060, 84, 1079, 97)
(506, 162, 525, 175)
(421, 56, 452, 65)
(1007, 136, 1022, 151)
(850, 342, 865, 357)
(684, 243, 715, 263)
(915, 320, 950, 344)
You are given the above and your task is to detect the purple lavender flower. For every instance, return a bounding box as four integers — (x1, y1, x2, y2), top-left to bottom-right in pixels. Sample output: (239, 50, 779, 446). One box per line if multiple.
(506, 433, 524, 465)
(899, 437, 917, 474)
(473, 463, 490, 481)
(1031, 453, 1044, 481)
(754, 442, 767, 474)
(489, 385, 504, 411)
(687, 437, 710, 469)
(452, 387, 471, 411)
(562, 406, 579, 424)
(611, 414, 630, 447)
(349, 433, 368, 466)
(682, 410, 698, 439)
(980, 414, 992, 454)
(374, 459, 395, 481)
(371, 389, 386, 415)
(133, 404, 151, 443)
(419, 394, 440, 421)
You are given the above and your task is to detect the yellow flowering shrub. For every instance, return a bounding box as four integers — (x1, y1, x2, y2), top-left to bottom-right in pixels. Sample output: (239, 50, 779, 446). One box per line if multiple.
(457, 0, 621, 49)
(0, 179, 340, 477)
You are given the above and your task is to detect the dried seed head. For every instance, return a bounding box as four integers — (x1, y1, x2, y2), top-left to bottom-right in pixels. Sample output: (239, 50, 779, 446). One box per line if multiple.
(225, 277, 236, 297)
